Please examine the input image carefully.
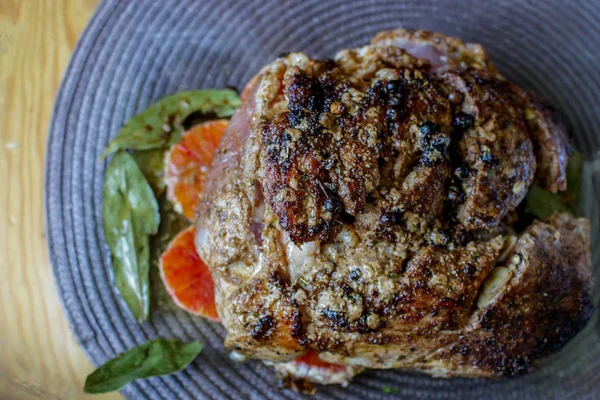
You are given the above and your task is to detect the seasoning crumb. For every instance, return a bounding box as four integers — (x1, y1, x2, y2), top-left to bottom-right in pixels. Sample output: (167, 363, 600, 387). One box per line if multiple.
(512, 181, 525, 195)
(229, 351, 247, 363)
(511, 253, 523, 266)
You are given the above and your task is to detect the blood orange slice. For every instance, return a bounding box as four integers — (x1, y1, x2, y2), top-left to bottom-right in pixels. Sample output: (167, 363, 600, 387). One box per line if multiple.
(159, 225, 220, 321)
(271, 350, 362, 390)
(293, 350, 348, 373)
(165, 119, 228, 219)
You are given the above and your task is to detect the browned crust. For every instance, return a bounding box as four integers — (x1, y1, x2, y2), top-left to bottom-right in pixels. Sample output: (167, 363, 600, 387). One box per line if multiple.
(509, 85, 571, 192)
(441, 70, 536, 229)
(437, 215, 593, 376)
(224, 270, 306, 360)
(257, 49, 454, 244)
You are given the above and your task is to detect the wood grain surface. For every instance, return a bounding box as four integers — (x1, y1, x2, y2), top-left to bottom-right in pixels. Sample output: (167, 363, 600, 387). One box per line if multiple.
(0, 1, 121, 399)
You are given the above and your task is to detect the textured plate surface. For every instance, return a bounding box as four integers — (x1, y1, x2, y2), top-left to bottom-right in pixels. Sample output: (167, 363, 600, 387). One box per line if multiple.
(45, 0, 600, 399)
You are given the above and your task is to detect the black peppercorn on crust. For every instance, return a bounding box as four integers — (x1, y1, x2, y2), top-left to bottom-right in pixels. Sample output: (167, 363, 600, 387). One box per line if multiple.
(196, 29, 592, 379)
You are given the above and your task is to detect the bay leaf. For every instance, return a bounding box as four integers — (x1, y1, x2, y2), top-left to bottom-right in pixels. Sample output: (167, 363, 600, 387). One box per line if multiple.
(525, 151, 584, 219)
(151, 194, 191, 262)
(102, 89, 240, 157)
(132, 148, 166, 196)
(149, 194, 192, 311)
(84, 338, 203, 394)
(565, 150, 584, 215)
(103, 152, 160, 321)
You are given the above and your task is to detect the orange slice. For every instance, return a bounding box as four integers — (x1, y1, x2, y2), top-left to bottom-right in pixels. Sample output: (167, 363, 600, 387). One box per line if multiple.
(294, 351, 347, 373)
(271, 350, 361, 389)
(159, 225, 220, 321)
(165, 120, 228, 219)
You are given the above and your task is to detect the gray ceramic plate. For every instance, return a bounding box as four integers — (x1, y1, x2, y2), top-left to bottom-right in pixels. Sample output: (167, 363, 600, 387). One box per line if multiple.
(45, 0, 600, 398)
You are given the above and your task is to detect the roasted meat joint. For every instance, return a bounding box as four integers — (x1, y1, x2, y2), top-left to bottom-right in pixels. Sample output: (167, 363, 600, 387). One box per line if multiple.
(196, 29, 593, 379)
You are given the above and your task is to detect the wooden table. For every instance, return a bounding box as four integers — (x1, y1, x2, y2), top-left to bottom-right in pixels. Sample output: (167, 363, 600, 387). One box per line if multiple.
(0, 1, 121, 399)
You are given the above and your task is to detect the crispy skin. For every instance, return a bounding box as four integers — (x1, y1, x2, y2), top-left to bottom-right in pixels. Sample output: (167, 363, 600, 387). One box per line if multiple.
(317, 215, 592, 377)
(256, 49, 450, 244)
(309, 236, 504, 368)
(442, 70, 536, 229)
(257, 49, 455, 244)
(373, 29, 570, 194)
(256, 53, 540, 240)
(196, 30, 593, 379)
(428, 214, 593, 377)
(509, 85, 571, 192)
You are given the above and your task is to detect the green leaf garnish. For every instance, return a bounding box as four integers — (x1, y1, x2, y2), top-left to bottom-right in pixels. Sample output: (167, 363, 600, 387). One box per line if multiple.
(84, 339, 203, 394)
(103, 152, 160, 321)
(565, 150, 584, 214)
(101, 89, 241, 158)
(148, 195, 193, 311)
(132, 148, 167, 196)
(524, 185, 570, 218)
(525, 151, 584, 219)
(150, 194, 191, 265)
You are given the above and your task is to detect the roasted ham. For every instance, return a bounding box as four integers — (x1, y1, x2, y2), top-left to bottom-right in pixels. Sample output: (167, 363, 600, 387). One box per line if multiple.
(196, 29, 592, 379)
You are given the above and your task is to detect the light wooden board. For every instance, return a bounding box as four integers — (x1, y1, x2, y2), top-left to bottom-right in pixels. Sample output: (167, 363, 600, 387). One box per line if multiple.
(0, 1, 121, 399)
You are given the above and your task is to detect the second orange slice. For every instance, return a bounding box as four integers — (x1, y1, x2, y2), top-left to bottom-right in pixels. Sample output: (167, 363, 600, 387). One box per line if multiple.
(159, 225, 220, 321)
(165, 120, 227, 219)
